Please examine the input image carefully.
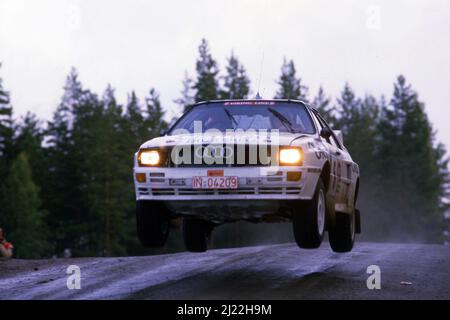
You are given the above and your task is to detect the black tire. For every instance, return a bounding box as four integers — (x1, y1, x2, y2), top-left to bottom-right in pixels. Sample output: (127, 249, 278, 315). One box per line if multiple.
(328, 210, 355, 252)
(183, 218, 212, 252)
(292, 179, 326, 249)
(136, 201, 170, 248)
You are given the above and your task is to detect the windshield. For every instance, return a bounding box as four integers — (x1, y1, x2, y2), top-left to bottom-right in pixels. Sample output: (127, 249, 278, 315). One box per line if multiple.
(169, 101, 316, 134)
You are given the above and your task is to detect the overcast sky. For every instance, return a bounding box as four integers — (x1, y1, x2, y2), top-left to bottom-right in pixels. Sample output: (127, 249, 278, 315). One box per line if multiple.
(1, 0, 449, 150)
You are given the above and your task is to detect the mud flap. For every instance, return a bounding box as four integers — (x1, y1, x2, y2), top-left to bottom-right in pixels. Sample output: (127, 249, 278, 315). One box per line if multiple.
(355, 209, 361, 234)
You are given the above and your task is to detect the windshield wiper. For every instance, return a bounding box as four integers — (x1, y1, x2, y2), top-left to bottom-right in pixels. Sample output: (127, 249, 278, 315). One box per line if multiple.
(268, 108, 295, 133)
(224, 108, 238, 130)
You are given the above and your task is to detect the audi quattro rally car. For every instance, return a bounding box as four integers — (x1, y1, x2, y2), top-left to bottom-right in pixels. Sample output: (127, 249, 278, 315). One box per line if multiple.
(133, 99, 361, 252)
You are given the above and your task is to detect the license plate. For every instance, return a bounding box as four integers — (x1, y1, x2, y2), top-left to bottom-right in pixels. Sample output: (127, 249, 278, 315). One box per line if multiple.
(192, 176, 238, 189)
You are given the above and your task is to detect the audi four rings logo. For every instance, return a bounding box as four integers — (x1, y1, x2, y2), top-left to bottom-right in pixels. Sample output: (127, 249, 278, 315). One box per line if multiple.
(195, 146, 234, 158)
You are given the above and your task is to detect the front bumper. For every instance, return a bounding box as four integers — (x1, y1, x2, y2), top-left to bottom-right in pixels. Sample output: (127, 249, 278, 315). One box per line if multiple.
(133, 166, 321, 201)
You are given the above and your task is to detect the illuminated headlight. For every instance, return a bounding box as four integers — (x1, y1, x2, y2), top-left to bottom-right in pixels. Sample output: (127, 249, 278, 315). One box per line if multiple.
(279, 148, 302, 165)
(138, 150, 160, 166)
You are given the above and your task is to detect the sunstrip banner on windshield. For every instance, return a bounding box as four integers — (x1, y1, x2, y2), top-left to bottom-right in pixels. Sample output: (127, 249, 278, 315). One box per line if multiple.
(224, 101, 275, 106)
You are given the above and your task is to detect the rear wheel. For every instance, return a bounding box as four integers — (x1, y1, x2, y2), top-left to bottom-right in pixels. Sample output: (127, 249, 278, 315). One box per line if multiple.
(183, 218, 213, 252)
(292, 179, 326, 249)
(136, 201, 170, 248)
(328, 210, 355, 252)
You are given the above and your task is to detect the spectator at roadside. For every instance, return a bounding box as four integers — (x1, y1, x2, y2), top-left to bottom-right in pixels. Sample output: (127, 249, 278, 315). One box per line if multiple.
(0, 228, 13, 258)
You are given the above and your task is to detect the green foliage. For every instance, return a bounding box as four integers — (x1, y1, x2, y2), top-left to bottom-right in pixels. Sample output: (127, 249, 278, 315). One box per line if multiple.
(331, 76, 448, 243)
(312, 86, 335, 126)
(0, 153, 48, 258)
(42, 71, 169, 257)
(174, 72, 195, 114)
(44, 68, 90, 256)
(193, 39, 220, 102)
(372, 76, 446, 241)
(145, 88, 167, 137)
(0, 63, 14, 162)
(220, 52, 250, 99)
(274, 58, 308, 101)
(79, 86, 130, 256)
(0, 43, 449, 259)
(15, 112, 47, 189)
(335, 84, 379, 178)
(335, 83, 361, 130)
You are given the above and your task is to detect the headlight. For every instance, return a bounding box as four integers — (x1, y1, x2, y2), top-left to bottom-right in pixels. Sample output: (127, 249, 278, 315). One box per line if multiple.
(279, 148, 302, 165)
(138, 150, 160, 166)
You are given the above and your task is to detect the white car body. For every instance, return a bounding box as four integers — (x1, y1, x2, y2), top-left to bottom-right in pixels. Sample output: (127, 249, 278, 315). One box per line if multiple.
(133, 100, 360, 225)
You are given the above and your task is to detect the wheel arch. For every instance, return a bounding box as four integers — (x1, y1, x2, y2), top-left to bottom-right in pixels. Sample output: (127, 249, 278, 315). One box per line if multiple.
(320, 161, 331, 192)
(319, 161, 335, 230)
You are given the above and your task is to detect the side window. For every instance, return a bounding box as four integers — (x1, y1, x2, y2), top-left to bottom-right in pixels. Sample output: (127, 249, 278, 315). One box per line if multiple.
(314, 112, 343, 150)
(310, 112, 322, 131)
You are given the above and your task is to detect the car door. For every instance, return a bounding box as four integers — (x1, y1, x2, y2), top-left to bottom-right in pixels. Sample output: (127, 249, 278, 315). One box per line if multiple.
(332, 141, 357, 213)
(327, 131, 347, 207)
(310, 112, 343, 202)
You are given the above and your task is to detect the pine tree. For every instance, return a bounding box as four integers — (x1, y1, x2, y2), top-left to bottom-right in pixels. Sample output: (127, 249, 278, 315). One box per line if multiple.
(50, 67, 85, 132)
(0, 64, 16, 249)
(220, 52, 250, 99)
(274, 58, 308, 101)
(103, 84, 122, 118)
(193, 39, 220, 102)
(124, 91, 147, 146)
(312, 86, 335, 125)
(0, 63, 14, 161)
(81, 85, 129, 256)
(125, 91, 141, 119)
(375, 75, 447, 242)
(174, 72, 195, 113)
(45, 67, 91, 256)
(335, 83, 361, 136)
(145, 88, 167, 137)
(344, 94, 379, 182)
(0, 153, 48, 258)
(122, 91, 150, 254)
(333, 85, 382, 241)
(434, 142, 450, 243)
(335, 85, 378, 162)
(15, 112, 47, 199)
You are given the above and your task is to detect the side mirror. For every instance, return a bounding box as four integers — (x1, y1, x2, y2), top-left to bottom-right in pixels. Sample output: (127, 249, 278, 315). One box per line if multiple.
(159, 129, 167, 136)
(320, 127, 332, 140)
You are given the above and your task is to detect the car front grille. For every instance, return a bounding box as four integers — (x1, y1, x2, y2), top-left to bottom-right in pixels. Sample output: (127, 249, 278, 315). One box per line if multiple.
(162, 144, 275, 167)
(138, 186, 302, 197)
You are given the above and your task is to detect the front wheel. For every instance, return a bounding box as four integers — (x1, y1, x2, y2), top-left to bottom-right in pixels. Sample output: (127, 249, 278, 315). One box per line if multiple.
(136, 201, 170, 248)
(292, 179, 326, 249)
(328, 210, 355, 252)
(183, 218, 213, 252)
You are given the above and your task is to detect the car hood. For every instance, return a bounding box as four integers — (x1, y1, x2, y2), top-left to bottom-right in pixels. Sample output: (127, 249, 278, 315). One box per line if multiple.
(140, 132, 316, 149)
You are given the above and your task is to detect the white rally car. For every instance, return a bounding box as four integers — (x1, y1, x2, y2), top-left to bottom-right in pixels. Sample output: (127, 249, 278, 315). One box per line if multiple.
(134, 99, 361, 252)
